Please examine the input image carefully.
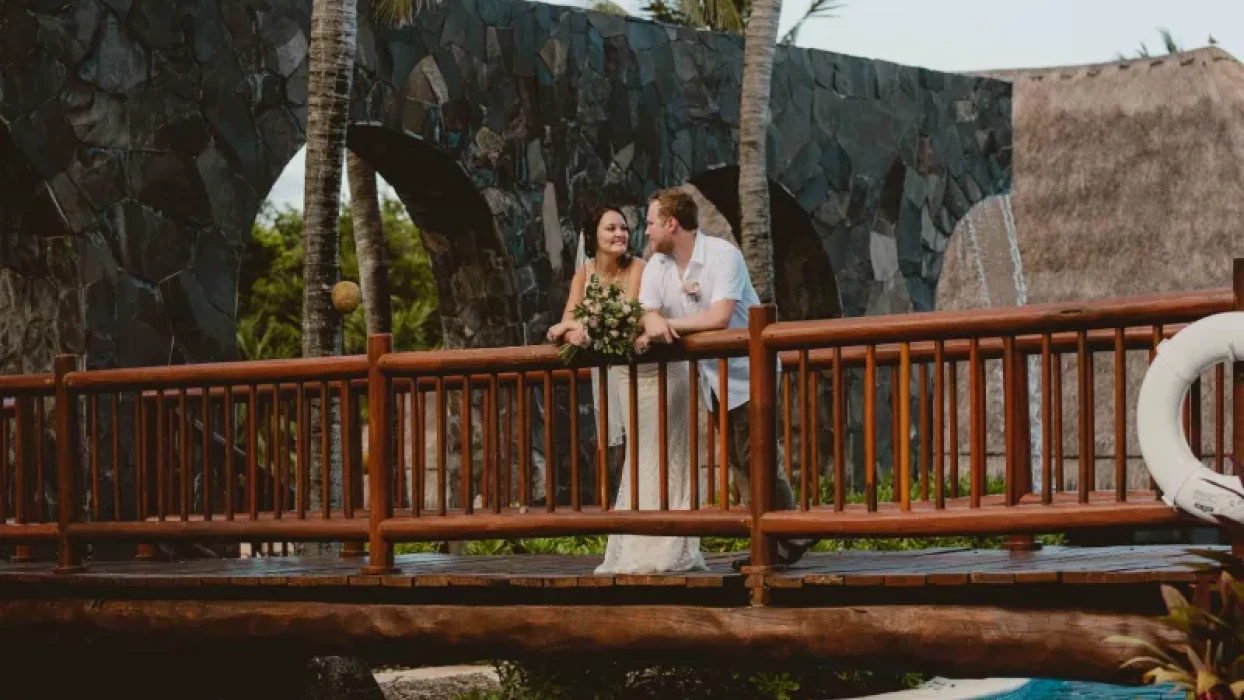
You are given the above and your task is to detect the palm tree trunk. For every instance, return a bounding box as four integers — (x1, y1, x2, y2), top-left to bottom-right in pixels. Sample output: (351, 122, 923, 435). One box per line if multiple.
(302, 0, 356, 360)
(737, 0, 782, 305)
(345, 151, 390, 528)
(301, 0, 356, 553)
(346, 151, 391, 335)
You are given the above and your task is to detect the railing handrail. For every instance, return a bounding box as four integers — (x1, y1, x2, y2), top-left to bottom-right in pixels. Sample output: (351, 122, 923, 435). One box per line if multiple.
(63, 355, 369, 392)
(377, 328, 748, 376)
(776, 325, 1185, 371)
(764, 287, 1232, 350)
(0, 374, 54, 394)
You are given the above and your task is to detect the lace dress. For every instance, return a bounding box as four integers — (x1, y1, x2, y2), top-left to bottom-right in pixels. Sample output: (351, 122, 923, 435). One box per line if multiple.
(594, 361, 708, 574)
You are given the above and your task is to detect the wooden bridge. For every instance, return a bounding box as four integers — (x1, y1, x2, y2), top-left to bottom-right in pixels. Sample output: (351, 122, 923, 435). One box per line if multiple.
(4, 264, 1244, 688)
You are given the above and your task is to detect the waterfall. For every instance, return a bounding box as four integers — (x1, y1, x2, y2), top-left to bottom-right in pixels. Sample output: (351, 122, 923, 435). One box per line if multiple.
(999, 196, 1043, 494)
(966, 210, 993, 307)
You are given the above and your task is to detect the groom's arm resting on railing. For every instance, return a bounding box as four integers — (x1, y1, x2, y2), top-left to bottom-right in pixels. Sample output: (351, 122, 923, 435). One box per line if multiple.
(638, 298, 736, 348)
(667, 299, 737, 335)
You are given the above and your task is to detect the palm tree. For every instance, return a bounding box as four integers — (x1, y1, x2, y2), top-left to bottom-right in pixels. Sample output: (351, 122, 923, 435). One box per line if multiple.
(346, 153, 391, 336)
(300, 0, 358, 556)
(736, 0, 783, 304)
(302, 0, 357, 364)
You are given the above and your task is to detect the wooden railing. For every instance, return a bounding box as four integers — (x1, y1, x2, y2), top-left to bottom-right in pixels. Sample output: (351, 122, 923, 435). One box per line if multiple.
(0, 282, 1238, 579)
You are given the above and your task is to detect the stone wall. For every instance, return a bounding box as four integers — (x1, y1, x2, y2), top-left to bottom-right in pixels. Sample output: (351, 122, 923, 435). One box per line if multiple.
(1, 0, 1012, 509)
(0, 125, 83, 376)
(1, 0, 1011, 371)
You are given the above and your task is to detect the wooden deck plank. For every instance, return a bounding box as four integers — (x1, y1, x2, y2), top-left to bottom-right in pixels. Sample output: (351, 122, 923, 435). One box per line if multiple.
(0, 546, 1221, 592)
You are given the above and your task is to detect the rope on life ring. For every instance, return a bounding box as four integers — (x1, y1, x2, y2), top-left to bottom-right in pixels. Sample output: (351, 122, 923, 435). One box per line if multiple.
(1138, 312, 1244, 523)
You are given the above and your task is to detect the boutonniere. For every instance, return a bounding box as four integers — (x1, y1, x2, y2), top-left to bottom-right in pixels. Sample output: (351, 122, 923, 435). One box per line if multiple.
(682, 279, 701, 301)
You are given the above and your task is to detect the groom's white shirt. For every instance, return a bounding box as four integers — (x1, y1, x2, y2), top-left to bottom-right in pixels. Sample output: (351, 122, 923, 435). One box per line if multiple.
(639, 231, 756, 412)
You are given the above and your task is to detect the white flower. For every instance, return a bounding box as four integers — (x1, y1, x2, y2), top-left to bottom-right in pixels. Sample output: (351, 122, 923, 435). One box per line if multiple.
(683, 280, 701, 299)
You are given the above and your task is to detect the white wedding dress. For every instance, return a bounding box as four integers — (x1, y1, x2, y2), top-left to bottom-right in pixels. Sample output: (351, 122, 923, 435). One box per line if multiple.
(595, 362, 708, 574)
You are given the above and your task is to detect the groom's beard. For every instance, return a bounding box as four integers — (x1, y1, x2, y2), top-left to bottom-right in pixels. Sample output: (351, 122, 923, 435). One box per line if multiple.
(652, 237, 674, 256)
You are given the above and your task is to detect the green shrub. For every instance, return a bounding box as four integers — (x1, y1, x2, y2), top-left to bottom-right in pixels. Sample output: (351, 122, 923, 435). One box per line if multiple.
(454, 659, 922, 699)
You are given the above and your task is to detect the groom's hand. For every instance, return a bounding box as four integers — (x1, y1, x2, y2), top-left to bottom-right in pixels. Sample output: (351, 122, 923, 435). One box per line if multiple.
(642, 311, 679, 344)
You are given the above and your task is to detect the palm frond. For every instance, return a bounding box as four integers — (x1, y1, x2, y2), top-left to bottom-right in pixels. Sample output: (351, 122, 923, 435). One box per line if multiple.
(1158, 27, 1181, 55)
(372, 0, 443, 27)
(780, 0, 843, 46)
(699, 0, 743, 32)
(643, 0, 690, 25)
(589, 0, 630, 16)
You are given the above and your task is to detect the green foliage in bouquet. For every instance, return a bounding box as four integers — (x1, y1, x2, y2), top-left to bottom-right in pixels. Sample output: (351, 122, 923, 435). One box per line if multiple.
(558, 275, 645, 366)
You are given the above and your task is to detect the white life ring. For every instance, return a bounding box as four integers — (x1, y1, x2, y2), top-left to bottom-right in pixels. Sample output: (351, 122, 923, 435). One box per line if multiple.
(1138, 311, 1244, 523)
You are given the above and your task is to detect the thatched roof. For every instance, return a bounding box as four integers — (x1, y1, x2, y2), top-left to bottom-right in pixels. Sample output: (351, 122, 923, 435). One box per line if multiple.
(943, 47, 1244, 307)
(934, 48, 1244, 488)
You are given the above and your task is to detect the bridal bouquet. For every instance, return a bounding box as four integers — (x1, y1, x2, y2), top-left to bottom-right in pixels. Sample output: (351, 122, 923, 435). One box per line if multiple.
(558, 275, 645, 365)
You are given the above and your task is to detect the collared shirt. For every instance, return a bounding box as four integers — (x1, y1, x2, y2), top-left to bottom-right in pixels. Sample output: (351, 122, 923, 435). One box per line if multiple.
(639, 232, 757, 411)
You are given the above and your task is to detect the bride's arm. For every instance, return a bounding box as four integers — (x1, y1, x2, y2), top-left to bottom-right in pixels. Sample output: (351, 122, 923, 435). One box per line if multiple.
(547, 265, 588, 342)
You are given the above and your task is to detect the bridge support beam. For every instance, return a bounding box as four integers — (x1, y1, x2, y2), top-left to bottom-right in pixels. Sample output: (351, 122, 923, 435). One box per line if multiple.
(0, 599, 1176, 684)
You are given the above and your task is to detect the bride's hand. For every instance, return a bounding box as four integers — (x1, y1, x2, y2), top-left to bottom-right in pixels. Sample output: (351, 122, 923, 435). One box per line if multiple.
(547, 321, 576, 343)
(566, 328, 589, 347)
(634, 334, 652, 355)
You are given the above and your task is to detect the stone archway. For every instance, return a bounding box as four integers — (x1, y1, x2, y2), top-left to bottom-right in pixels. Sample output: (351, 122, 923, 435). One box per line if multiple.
(346, 124, 519, 348)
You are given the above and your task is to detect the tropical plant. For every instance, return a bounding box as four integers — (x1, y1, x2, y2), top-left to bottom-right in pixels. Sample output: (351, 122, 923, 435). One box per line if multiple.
(373, 0, 442, 26)
(642, 0, 840, 44)
(1108, 532, 1244, 700)
(1117, 27, 1197, 60)
(454, 658, 920, 699)
(237, 199, 441, 362)
(1110, 570, 1244, 699)
(590, 0, 630, 15)
(780, 0, 841, 45)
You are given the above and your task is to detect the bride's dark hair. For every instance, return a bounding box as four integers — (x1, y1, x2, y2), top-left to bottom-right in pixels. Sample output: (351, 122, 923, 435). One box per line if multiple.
(581, 206, 633, 268)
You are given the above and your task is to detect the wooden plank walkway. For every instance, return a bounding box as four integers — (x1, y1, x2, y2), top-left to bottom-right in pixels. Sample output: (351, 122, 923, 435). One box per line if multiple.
(0, 545, 1219, 591)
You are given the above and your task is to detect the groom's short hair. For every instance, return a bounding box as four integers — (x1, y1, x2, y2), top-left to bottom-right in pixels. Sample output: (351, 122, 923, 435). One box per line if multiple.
(649, 188, 699, 232)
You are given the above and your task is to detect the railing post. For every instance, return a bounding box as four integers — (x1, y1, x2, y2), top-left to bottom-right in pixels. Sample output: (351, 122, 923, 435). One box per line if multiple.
(745, 304, 778, 605)
(1004, 344, 1040, 552)
(11, 397, 36, 563)
(362, 334, 397, 574)
(341, 383, 365, 559)
(53, 355, 84, 573)
(1232, 260, 1244, 557)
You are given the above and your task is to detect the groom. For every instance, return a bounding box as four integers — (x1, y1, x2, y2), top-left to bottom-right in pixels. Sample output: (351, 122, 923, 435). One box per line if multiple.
(636, 188, 815, 569)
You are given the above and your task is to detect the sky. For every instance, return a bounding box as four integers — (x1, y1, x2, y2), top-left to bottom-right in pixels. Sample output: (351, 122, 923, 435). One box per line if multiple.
(264, 0, 1244, 212)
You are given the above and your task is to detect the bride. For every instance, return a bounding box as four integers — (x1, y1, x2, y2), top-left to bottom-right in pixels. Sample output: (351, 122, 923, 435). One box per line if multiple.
(548, 206, 707, 575)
